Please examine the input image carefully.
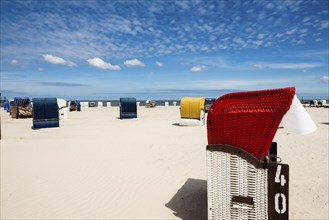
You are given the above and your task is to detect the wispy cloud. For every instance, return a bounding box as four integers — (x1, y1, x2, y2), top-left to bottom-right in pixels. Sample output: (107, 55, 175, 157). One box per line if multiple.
(124, 59, 145, 67)
(253, 62, 321, 69)
(41, 82, 85, 87)
(320, 76, 329, 83)
(253, 64, 269, 69)
(183, 57, 250, 71)
(191, 65, 207, 72)
(1, 0, 327, 63)
(156, 61, 163, 67)
(197, 79, 291, 90)
(154, 78, 292, 91)
(0, 0, 328, 100)
(175, 1, 190, 10)
(43, 54, 76, 67)
(86, 57, 121, 70)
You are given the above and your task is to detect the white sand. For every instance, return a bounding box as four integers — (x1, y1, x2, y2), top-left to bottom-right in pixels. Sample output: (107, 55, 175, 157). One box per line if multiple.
(0, 106, 328, 219)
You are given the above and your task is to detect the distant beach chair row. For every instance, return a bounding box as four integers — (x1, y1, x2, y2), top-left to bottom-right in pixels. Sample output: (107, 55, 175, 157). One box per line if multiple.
(2, 96, 215, 127)
(119, 97, 207, 120)
(306, 99, 329, 107)
(79, 100, 178, 108)
(3, 96, 214, 128)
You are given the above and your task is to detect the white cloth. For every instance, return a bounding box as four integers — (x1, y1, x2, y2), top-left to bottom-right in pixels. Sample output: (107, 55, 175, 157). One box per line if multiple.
(281, 95, 317, 134)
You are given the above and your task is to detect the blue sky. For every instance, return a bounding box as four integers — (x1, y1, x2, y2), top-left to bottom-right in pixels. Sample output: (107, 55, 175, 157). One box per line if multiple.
(1, 0, 328, 100)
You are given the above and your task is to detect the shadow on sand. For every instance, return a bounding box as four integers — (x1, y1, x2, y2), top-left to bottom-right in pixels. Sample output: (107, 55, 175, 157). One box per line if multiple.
(166, 178, 207, 220)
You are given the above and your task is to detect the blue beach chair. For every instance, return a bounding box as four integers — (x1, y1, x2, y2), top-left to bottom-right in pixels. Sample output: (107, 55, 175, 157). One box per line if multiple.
(4, 101, 10, 112)
(120, 97, 137, 119)
(32, 98, 59, 129)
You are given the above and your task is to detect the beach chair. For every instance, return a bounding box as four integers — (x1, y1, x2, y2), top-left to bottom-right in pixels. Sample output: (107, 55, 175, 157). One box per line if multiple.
(32, 98, 59, 129)
(311, 100, 318, 107)
(145, 100, 156, 108)
(207, 87, 296, 220)
(14, 97, 32, 118)
(3, 101, 10, 112)
(120, 97, 137, 119)
(318, 100, 328, 107)
(179, 97, 205, 126)
(205, 98, 216, 113)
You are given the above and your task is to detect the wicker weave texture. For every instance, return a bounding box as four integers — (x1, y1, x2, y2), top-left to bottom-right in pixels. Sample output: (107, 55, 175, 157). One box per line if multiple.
(207, 150, 268, 220)
(207, 87, 295, 159)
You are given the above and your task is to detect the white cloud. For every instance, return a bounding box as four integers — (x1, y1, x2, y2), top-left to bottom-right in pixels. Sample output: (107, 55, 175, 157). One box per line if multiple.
(156, 61, 163, 67)
(320, 76, 329, 83)
(253, 40, 263, 46)
(124, 59, 145, 67)
(286, 28, 297, 35)
(232, 37, 248, 48)
(257, 33, 265, 39)
(265, 2, 274, 9)
(11, 59, 18, 65)
(253, 64, 269, 69)
(86, 57, 120, 70)
(268, 63, 320, 69)
(191, 65, 207, 72)
(253, 62, 320, 70)
(320, 20, 329, 30)
(175, 1, 189, 10)
(43, 54, 76, 67)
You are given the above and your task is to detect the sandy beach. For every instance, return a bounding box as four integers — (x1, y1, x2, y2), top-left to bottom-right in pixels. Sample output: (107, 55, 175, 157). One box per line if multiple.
(0, 106, 328, 220)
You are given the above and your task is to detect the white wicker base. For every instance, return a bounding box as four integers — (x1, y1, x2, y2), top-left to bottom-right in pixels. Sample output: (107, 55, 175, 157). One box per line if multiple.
(207, 148, 268, 220)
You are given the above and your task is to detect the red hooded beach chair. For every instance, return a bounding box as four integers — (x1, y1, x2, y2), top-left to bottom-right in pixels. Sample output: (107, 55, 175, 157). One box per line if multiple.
(206, 87, 295, 220)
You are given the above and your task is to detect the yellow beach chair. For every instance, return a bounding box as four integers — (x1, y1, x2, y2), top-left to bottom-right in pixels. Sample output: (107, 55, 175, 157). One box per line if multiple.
(179, 97, 205, 126)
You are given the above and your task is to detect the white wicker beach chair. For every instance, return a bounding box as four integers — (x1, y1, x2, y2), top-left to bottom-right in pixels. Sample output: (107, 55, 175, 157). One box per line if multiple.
(206, 88, 295, 220)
